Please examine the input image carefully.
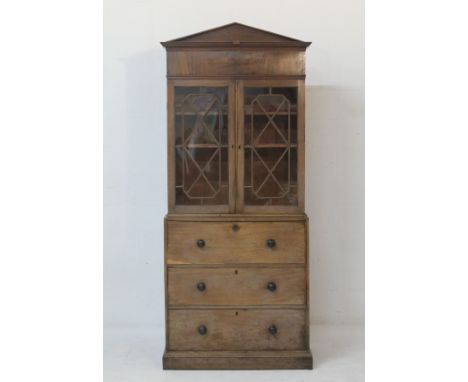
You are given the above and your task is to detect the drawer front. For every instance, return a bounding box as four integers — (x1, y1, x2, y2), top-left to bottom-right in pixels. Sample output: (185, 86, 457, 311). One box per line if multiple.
(168, 309, 307, 351)
(166, 221, 305, 264)
(168, 267, 305, 306)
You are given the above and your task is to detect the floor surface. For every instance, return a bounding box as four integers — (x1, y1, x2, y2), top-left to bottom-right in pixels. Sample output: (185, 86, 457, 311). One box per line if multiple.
(104, 324, 364, 382)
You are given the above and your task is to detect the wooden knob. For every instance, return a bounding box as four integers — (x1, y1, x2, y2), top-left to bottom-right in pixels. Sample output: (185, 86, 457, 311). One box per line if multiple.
(267, 282, 277, 292)
(197, 282, 206, 292)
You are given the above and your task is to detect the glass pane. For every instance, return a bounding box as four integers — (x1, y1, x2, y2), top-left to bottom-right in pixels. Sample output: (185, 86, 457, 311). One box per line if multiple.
(244, 86, 298, 207)
(175, 87, 229, 206)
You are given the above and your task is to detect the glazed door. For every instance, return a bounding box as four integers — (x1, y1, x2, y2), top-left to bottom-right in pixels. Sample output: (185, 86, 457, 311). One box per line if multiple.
(236, 80, 304, 213)
(169, 80, 236, 213)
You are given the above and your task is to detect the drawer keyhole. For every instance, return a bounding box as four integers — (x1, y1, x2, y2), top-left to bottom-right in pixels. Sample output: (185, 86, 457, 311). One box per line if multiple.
(232, 224, 240, 232)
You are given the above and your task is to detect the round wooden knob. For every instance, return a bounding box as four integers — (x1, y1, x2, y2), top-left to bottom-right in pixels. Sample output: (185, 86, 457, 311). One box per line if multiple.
(198, 325, 207, 335)
(268, 325, 277, 335)
(197, 282, 206, 291)
(267, 282, 277, 292)
(197, 239, 205, 248)
(266, 239, 276, 248)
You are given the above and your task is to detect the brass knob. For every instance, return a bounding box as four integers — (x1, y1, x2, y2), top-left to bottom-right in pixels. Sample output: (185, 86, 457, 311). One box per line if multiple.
(198, 325, 207, 335)
(267, 282, 277, 292)
(197, 282, 206, 292)
(197, 239, 205, 248)
(266, 239, 276, 248)
(268, 325, 277, 335)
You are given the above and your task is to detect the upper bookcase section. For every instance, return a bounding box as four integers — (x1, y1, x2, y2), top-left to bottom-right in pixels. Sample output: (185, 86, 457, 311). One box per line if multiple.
(161, 22, 311, 50)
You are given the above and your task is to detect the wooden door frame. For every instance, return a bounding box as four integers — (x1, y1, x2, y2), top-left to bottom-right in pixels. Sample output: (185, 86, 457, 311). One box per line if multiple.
(167, 79, 236, 213)
(235, 79, 305, 213)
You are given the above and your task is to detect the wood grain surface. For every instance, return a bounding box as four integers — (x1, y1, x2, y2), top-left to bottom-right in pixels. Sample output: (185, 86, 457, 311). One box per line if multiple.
(166, 221, 306, 264)
(167, 308, 307, 351)
(168, 267, 306, 305)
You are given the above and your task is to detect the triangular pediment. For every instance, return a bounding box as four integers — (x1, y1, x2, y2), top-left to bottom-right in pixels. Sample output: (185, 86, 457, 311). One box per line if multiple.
(161, 22, 310, 48)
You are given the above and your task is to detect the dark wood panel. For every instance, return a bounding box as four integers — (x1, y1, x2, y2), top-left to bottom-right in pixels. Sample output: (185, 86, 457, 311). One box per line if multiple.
(163, 350, 313, 369)
(165, 213, 307, 222)
(167, 50, 305, 77)
(161, 22, 311, 48)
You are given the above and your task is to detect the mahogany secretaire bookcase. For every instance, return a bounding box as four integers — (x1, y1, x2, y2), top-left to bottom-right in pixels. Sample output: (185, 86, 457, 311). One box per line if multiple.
(161, 23, 312, 370)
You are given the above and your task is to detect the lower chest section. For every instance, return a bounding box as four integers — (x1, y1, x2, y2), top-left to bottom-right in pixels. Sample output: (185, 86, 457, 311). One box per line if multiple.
(164, 218, 311, 365)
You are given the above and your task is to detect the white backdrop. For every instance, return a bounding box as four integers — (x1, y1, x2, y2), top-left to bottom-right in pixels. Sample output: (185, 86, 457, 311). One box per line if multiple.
(104, 0, 364, 328)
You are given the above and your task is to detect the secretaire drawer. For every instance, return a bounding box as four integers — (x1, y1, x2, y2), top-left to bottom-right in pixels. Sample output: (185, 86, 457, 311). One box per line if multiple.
(168, 267, 306, 306)
(166, 221, 306, 264)
(167, 308, 307, 351)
